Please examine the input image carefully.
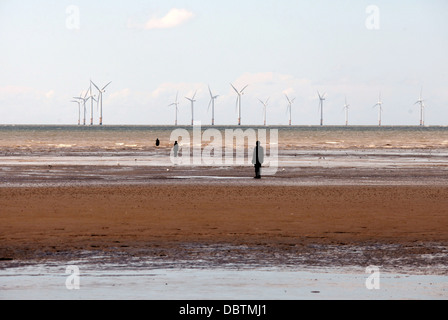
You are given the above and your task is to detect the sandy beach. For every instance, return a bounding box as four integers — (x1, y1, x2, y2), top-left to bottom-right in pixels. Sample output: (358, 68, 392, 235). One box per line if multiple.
(1, 182, 447, 274)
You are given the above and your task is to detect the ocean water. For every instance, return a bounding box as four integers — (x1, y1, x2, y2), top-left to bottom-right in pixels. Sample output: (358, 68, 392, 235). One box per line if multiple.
(1, 125, 448, 187)
(1, 125, 448, 165)
(2, 125, 448, 152)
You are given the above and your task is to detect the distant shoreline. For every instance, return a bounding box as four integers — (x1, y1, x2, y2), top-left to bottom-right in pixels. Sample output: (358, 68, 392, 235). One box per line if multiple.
(1, 124, 448, 129)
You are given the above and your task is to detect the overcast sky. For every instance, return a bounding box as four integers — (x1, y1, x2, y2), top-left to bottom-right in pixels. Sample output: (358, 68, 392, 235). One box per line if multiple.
(0, 0, 447, 126)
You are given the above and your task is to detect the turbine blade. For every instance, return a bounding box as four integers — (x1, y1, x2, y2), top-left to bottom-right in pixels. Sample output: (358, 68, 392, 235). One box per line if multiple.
(91, 81, 100, 91)
(102, 81, 112, 91)
(208, 86, 213, 98)
(240, 85, 249, 93)
(230, 83, 239, 94)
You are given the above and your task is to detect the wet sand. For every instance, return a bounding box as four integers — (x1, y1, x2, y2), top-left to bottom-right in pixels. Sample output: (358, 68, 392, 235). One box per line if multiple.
(1, 182, 447, 274)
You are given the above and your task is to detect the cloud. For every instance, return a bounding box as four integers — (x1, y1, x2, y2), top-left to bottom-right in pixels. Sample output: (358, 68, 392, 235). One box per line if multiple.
(151, 82, 204, 99)
(230, 72, 313, 101)
(109, 88, 131, 101)
(0, 85, 38, 97)
(45, 90, 55, 99)
(129, 8, 194, 30)
(0, 86, 55, 101)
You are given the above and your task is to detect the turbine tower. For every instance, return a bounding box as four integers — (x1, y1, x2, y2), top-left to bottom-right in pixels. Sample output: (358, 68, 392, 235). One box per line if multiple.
(285, 94, 295, 126)
(318, 91, 327, 126)
(415, 88, 426, 126)
(207, 86, 219, 126)
(373, 93, 383, 126)
(230, 83, 248, 126)
(185, 90, 197, 126)
(91, 80, 112, 126)
(168, 92, 180, 126)
(88, 82, 95, 125)
(82, 90, 89, 126)
(73, 90, 89, 125)
(71, 100, 81, 125)
(343, 97, 350, 126)
(257, 97, 270, 126)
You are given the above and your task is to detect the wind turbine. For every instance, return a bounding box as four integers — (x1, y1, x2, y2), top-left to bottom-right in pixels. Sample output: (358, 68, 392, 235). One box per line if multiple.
(343, 97, 350, 126)
(230, 83, 248, 126)
(317, 91, 327, 126)
(71, 100, 81, 125)
(168, 92, 180, 126)
(208, 86, 219, 126)
(91, 80, 112, 126)
(415, 88, 426, 126)
(285, 94, 295, 126)
(258, 97, 270, 126)
(185, 90, 197, 126)
(373, 92, 383, 126)
(73, 90, 89, 125)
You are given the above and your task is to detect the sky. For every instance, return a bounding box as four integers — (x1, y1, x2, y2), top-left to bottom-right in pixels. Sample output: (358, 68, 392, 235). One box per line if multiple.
(0, 0, 447, 126)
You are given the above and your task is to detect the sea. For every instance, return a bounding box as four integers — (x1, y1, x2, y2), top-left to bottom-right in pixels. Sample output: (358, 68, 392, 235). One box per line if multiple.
(2, 125, 448, 153)
(1, 125, 448, 166)
(1, 124, 448, 185)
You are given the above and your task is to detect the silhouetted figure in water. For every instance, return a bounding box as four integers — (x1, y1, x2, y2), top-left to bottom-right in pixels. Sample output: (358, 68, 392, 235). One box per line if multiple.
(252, 141, 264, 179)
(173, 141, 179, 158)
(155, 138, 160, 147)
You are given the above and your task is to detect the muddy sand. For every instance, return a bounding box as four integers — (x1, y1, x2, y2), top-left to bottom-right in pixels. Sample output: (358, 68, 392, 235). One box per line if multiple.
(1, 184, 447, 273)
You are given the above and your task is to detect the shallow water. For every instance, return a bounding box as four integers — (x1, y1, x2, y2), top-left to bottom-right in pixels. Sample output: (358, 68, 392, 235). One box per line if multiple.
(1, 257, 446, 300)
(1, 242, 447, 300)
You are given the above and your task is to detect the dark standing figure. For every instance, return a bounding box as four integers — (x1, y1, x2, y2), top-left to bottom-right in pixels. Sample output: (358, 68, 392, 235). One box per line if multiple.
(252, 141, 264, 179)
(155, 138, 160, 147)
(173, 141, 179, 158)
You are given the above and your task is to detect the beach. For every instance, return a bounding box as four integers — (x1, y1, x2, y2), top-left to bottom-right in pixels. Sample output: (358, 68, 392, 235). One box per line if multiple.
(1, 182, 447, 273)
(1, 126, 447, 299)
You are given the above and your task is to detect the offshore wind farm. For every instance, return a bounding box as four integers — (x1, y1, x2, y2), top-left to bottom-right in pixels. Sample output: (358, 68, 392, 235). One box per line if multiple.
(70, 81, 437, 128)
(72, 80, 111, 126)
